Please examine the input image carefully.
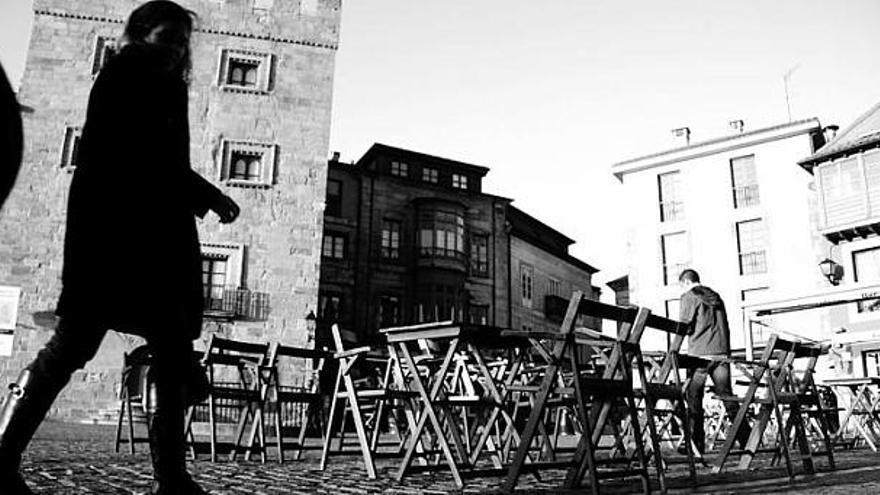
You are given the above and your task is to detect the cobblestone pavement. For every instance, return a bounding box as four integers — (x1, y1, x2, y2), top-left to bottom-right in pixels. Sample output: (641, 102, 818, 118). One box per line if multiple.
(17, 422, 880, 494)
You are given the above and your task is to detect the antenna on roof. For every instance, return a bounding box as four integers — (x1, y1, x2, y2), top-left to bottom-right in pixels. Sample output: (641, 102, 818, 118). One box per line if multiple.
(783, 64, 800, 123)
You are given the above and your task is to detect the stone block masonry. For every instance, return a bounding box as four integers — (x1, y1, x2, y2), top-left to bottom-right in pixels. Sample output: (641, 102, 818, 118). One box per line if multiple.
(0, 0, 340, 422)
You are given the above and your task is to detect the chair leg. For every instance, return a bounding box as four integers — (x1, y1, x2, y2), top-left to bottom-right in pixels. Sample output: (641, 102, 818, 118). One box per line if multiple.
(208, 394, 217, 463)
(343, 375, 377, 479)
(320, 396, 341, 471)
(115, 396, 126, 454)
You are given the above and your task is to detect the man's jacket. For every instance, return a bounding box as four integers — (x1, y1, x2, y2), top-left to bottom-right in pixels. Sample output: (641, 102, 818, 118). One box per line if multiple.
(679, 285, 731, 356)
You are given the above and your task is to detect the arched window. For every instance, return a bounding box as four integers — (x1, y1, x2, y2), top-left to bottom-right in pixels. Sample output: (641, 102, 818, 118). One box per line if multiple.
(246, 158, 261, 181)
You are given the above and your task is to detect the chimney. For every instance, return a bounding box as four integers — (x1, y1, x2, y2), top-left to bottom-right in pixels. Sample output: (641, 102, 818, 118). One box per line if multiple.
(671, 127, 691, 146)
(330, 151, 341, 163)
(729, 119, 745, 133)
(823, 125, 840, 142)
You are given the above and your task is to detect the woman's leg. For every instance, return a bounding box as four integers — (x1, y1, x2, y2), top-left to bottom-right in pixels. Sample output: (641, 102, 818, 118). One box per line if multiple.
(0, 318, 107, 493)
(146, 336, 204, 494)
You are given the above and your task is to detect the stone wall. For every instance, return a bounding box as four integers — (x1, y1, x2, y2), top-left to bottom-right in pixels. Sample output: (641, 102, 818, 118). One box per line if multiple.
(0, 0, 340, 422)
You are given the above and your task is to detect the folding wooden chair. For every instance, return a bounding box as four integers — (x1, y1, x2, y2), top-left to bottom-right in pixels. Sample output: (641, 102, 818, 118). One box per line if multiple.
(771, 342, 835, 470)
(622, 315, 704, 484)
(114, 346, 152, 454)
(503, 293, 663, 494)
(185, 334, 270, 462)
(712, 334, 816, 478)
(320, 324, 420, 479)
(247, 342, 332, 463)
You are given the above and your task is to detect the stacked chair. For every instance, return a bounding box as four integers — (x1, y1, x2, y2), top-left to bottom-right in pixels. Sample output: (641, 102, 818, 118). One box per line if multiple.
(248, 342, 332, 463)
(185, 335, 270, 462)
(320, 323, 421, 479)
(114, 346, 153, 454)
(501, 292, 664, 494)
(712, 335, 836, 478)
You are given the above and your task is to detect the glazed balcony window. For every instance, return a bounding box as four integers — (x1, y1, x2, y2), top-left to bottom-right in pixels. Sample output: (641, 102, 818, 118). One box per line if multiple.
(418, 210, 465, 259)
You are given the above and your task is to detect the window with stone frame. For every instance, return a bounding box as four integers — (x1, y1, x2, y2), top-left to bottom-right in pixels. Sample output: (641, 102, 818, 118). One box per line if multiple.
(201, 254, 229, 310)
(322, 232, 346, 259)
(381, 219, 401, 260)
(218, 140, 276, 187)
(736, 219, 767, 275)
(658, 171, 684, 222)
(730, 155, 760, 208)
(378, 295, 402, 328)
(470, 234, 489, 277)
(422, 167, 439, 183)
(199, 242, 245, 311)
(521, 262, 534, 308)
(60, 126, 82, 172)
(218, 49, 273, 93)
(91, 36, 117, 75)
(390, 160, 408, 177)
(452, 173, 468, 190)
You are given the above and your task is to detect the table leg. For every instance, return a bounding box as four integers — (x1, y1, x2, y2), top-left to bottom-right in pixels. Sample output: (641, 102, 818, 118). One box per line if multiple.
(396, 340, 463, 488)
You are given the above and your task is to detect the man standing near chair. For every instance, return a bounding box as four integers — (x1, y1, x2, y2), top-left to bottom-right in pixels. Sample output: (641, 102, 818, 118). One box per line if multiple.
(678, 269, 751, 455)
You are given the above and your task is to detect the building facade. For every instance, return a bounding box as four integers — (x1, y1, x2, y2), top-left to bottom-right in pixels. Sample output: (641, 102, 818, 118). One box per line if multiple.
(318, 144, 598, 344)
(0, 0, 340, 422)
(799, 102, 880, 376)
(612, 120, 831, 351)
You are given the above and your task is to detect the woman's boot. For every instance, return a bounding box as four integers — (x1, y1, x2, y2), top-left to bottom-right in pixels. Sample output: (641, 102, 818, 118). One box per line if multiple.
(147, 370, 205, 494)
(0, 369, 68, 495)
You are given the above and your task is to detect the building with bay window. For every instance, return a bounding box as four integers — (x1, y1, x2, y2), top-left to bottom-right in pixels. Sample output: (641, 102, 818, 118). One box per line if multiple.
(798, 101, 880, 373)
(318, 144, 599, 344)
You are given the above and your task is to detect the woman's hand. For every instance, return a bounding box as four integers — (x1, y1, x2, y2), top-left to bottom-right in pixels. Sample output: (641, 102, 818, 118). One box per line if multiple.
(211, 194, 240, 224)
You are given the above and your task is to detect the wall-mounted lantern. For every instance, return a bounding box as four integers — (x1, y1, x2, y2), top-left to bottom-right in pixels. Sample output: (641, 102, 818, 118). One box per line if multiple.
(819, 258, 843, 286)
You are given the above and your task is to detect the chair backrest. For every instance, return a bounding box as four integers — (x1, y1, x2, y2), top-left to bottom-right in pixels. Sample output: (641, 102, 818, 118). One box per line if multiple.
(200, 334, 271, 387)
(121, 345, 153, 400)
(636, 312, 690, 386)
(567, 295, 652, 380)
(265, 342, 332, 393)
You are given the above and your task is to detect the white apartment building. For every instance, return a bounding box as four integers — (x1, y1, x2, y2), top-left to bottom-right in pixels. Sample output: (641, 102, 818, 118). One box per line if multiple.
(612, 119, 832, 352)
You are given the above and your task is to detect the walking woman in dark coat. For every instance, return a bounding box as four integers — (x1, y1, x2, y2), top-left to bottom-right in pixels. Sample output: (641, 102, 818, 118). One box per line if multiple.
(0, 2, 239, 493)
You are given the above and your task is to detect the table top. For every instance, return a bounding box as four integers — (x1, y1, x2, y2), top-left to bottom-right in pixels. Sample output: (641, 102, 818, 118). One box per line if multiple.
(380, 321, 522, 346)
(823, 377, 880, 386)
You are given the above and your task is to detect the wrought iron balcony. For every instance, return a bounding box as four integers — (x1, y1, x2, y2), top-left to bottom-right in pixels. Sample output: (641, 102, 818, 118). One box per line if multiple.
(203, 286, 270, 321)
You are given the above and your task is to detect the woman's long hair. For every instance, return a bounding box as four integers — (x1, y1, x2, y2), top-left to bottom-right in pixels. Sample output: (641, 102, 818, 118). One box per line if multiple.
(120, 1, 197, 82)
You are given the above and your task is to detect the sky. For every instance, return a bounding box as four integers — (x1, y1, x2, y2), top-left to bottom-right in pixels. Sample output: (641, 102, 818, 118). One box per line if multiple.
(2, 0, 880, 287)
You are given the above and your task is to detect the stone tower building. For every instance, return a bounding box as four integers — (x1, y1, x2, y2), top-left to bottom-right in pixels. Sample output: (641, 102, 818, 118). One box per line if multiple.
(0, 0, 340, 422)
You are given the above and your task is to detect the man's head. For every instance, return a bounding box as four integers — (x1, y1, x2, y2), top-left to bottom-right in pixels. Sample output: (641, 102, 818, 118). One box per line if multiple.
(678, 268, 701, 293)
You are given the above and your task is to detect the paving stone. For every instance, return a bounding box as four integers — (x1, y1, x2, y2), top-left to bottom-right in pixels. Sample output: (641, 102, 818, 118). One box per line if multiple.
(16, 422, 880, 494)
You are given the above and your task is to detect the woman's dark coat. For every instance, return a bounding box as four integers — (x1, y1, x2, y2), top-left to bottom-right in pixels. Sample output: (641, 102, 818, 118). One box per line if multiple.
(56, 44, 221, 340)
(0, 61, 23, 209)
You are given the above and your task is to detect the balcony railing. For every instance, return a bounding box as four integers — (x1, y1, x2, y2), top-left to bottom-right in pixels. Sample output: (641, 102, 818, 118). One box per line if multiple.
(660, 201, 684, 222)
(739, 250, 767, 275)
(733, 185, 760, 208)
(204, 286, 270, 321)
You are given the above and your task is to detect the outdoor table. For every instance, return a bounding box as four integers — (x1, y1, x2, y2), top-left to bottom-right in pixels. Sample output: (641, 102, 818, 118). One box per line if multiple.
(823, 377, 880, 451)
(380, 321, 531, 488)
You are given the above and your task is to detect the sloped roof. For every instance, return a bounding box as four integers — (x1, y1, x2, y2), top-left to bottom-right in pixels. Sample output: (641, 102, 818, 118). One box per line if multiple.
(800, 100, 880, 168)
